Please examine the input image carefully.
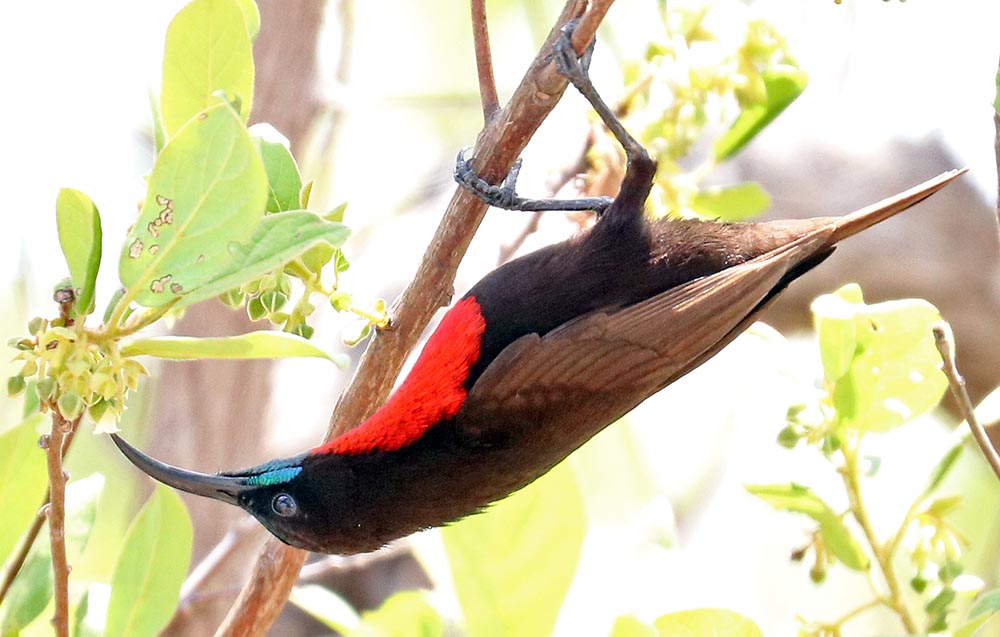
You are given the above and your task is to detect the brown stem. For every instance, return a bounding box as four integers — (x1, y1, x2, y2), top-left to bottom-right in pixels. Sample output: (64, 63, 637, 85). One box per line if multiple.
(934, 323, 1000, 481)
(44, 412, 77, 637)
(211, 2, 615, 635)
(472, 0, 500, 123)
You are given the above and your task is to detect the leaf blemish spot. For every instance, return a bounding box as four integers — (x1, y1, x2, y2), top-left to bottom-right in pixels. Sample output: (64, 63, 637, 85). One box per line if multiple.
(150, 274, 173, 294)
(149, 245, 159, 255)
(196, 255, 205, 264)
(170, 283, 183, 294)
(128, 239, 143, 259)
(147, 222, 159, 238)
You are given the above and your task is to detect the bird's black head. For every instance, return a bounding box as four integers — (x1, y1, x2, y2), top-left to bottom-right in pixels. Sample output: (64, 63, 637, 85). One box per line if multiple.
(110, 434, 363, 553)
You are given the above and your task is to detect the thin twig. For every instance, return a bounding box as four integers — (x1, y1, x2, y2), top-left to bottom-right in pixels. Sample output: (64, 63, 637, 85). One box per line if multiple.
(212, 2, 616, 635)
(934, 323, 1000, 481)
(179, 518, 261, 606)
(43, 411, 76, 637)
(472, 0, 499, 123)
(840, 440, 919, 633)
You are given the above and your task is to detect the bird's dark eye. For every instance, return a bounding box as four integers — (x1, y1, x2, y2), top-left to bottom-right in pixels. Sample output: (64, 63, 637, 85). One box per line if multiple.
(271, 493, 298, 517)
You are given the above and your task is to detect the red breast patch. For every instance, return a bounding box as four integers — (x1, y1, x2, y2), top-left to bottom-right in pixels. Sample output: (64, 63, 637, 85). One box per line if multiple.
(314, 296, 486, 455)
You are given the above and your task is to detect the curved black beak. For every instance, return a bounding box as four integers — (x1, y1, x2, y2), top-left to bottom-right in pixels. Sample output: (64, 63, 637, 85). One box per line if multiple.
(110, 433, 253, 507)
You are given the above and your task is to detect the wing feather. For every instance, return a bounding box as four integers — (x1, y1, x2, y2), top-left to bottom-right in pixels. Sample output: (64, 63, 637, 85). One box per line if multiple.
(457, 230, 832, 445)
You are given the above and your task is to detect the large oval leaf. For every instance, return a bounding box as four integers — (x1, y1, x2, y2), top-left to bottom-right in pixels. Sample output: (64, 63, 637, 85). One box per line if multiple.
(118, 102, 267, 308)
(440, 461, 586, 637)
(105, 486, 193, 637)
(166, 210, 349, 309)
(160, 0, 254, 137)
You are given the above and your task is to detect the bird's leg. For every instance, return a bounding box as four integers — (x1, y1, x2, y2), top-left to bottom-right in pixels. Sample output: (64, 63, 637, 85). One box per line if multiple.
(456, 24, 654, 216)
(552, 24, 654, 174)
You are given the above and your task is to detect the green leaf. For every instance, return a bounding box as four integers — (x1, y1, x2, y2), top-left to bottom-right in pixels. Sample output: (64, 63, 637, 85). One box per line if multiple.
(713, 67, 807, 161)
(610, 615, 658, 637)
(813, 285, 947, 432)
(652, 609, 764, 637)
(56, 188, 103, 316)
(118, 102, 267, 308)
(970, 589, 1000, 619)
(105, 486, 193, 637)
(358, 590, 445, 637)
(162, 211, 349, 309)
(441, 461, 586, 637)
(0, 414, 46, 567)
(252, 128, 303, 213)
(160, 0, 254, 137)
(923, 441, 964, 499)
(746, 483, 870, 570)
(689, 182, 770, 222)
(288, 585, 360, 634)
(123, 331, 348, 367)
(0, 474, 104, 635)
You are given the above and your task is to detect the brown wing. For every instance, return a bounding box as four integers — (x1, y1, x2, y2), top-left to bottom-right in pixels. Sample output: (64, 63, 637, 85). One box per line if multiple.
(455, 229, 833, 449)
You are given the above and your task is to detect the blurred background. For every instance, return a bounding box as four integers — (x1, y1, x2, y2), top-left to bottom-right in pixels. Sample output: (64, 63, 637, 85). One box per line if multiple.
(1, 0, 999, 635)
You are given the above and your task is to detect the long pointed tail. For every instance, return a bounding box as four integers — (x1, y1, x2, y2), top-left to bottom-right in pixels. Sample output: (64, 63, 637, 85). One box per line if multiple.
(828, 168, 967, 245)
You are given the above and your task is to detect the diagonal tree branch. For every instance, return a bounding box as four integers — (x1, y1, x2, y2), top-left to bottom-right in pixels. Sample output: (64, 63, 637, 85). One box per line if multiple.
(212, 1, 616, 634)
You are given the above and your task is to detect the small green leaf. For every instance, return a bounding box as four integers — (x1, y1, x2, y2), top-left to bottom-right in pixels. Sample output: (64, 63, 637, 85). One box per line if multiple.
(105, 486, 193, 637)
(652, 609, 764, 637)
(123, 331, 347, 367)
(252, 128, 303, 213)
(713, 67, 807, 161)
(118, 102, 268, 308)
(746, 483, 870, 570)
(288, 585, 360, 634)
(160, 211, 349, 309)
(610, 615, 658, 637)
(160, 0, 254, 137)
(923, 441, 965, 498)
(358, 590, 445, 637)
(56, 188, 103, 316)
(440, 461, 586, 637)
(689, 182, 770, 222)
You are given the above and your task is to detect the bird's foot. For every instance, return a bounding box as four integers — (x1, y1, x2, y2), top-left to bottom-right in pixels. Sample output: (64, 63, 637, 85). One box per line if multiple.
(454, 149, 613, 213)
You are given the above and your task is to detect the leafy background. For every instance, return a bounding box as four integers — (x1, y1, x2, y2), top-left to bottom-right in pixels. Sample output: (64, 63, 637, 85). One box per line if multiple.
(1, 1, 999, 636)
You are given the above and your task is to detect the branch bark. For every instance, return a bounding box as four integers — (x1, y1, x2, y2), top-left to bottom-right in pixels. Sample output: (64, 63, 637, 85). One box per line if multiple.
(43, 412, 78, 637)
(213, 1, 616, 634)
